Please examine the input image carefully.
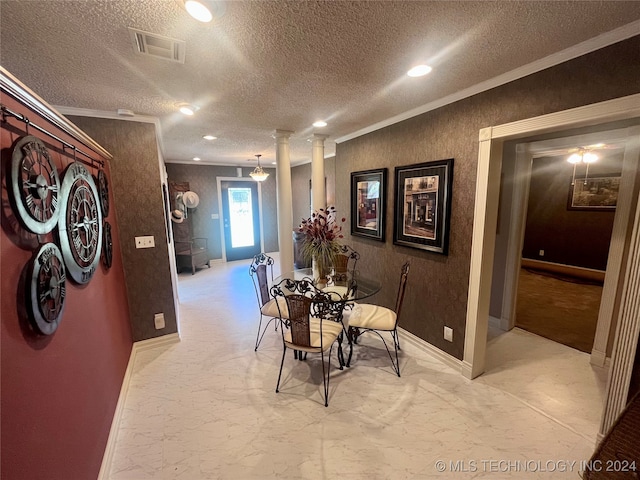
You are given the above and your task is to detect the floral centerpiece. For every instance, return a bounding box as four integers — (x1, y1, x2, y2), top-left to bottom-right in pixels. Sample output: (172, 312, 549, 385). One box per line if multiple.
(295, 206, 345, 283)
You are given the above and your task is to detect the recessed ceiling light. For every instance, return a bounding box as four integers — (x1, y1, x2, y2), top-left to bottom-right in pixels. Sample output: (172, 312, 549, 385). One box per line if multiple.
(407, 65, 432, 77)
(272, 162, 276, 165)
(178, 103, 197, 115)
(313, 121, 327, 128)
(184, 0, 213, 22)
(203, 135, 217, 140)
(193, 157, 201, 161)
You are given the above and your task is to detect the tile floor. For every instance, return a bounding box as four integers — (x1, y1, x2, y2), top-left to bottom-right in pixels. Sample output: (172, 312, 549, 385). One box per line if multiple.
(107, 257, 608, 479)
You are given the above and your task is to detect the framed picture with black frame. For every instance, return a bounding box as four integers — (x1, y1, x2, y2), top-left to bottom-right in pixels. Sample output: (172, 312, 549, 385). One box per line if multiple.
(351, 168, 387, 242)
(567, 174, 620, 211)
(393, 158, 453, 255)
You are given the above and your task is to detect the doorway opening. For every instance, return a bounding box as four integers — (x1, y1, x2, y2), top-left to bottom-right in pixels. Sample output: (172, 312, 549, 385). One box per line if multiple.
(506, 131, 627, 353)
(219, 179, 263, 262)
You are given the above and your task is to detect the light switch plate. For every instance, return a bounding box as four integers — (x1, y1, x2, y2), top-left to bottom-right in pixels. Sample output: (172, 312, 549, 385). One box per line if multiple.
(444, 326, 453, 342)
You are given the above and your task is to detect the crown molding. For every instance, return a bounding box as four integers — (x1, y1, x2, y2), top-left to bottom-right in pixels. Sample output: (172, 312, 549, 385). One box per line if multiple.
(336, 20, 640, 144)
(54, 106, 165, 160)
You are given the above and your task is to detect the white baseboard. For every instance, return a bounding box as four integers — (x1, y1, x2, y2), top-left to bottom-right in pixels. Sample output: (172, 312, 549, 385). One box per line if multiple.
(98, 333, 180, 479)
(399, 327, 462, 373)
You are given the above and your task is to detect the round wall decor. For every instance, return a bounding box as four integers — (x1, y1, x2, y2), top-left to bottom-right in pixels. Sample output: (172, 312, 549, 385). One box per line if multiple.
(58, 162, 103, 284)
(27, 242, 67, 335)
(102, 221, 113, 269)
(10, 135, 61, 234)
(97, 169, 109, 217)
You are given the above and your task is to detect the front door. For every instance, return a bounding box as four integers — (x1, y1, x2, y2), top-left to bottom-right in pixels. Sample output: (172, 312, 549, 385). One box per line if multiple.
(220, 180, 261, 261)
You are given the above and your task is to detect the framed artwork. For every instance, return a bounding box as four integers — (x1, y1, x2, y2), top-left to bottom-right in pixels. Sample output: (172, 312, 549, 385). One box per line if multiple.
(351, 168, 387, 241)
(393, 158, 454, 255)
(568, 174, 620, 211)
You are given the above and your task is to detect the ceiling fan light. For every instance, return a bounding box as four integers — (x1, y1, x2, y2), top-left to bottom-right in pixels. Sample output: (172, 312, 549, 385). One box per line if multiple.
(185, 0, 213, 22)
(567, 153, 582, 164)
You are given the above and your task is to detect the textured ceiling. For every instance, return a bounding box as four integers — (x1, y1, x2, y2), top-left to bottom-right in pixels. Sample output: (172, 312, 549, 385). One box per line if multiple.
(1, 1, 639, 166)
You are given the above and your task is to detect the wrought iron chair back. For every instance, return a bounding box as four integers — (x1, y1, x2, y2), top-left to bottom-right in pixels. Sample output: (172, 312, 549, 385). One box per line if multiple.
(250, 253, 274, 307)
(332, 244, 360, 285)
(270, 277, 348, 406)
(249, 253, 277, 351)
(394, 262, 410, 317)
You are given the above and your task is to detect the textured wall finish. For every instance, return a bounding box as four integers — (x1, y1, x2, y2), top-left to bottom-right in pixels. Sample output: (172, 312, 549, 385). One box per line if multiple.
(336, 37, 640, 360)
(69, 117, 178, 341)
(166, 164, 279, 257)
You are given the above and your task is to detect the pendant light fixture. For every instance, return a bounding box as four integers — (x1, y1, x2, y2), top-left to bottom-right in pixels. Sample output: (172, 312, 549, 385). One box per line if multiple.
(249, 154, 269, 182)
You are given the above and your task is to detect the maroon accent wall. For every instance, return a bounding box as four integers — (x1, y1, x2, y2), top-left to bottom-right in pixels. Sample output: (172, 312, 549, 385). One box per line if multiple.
(336, 37, 640, 360)
(522, 154, 622, 271)
(1, 92, 132, 478)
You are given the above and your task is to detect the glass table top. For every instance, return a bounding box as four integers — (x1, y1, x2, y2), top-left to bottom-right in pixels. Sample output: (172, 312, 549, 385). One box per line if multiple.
(273, 268, 381, 302)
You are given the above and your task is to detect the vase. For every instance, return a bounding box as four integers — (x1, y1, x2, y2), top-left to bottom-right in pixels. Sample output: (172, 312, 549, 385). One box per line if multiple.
(312, 255, 330, 287)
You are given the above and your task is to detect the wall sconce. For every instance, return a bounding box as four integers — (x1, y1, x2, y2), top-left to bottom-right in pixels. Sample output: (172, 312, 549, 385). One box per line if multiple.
(249, 154, 269, 182)
(568, 149, 598, 185)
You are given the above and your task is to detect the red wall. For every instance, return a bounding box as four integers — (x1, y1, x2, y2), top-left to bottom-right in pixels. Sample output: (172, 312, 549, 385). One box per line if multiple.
(1, 92, 133, 479)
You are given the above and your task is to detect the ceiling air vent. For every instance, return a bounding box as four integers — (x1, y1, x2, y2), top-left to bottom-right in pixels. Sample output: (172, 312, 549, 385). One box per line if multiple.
(128, 27, 186, 64)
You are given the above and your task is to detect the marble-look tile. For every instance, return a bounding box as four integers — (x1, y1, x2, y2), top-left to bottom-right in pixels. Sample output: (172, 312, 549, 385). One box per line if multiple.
(106, 256, 606, 479)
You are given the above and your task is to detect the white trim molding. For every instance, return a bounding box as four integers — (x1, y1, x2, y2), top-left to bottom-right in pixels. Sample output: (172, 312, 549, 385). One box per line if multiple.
(335, 21, 640, 145)
(98, 333, 180, 480)
(464, 94, 640, 446)
(399, 327, 463, 373)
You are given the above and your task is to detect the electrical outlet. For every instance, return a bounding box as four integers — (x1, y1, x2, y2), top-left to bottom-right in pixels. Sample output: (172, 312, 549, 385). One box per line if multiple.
(135, 236, 155, 249)
(444, 326, 453, 342)
(539, 249, 544, 256)
(154, 313, 165, 329)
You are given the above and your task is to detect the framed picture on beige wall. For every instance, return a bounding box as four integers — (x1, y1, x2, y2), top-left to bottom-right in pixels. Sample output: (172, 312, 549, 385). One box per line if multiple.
(393, 159, 453, 255)
(350, 168, 387, 242)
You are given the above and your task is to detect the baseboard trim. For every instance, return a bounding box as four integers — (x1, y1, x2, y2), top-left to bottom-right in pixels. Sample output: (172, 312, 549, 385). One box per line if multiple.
(399, 327, 462, 372)
(98, 333, 180, 479)
(521, 258, 605, 283)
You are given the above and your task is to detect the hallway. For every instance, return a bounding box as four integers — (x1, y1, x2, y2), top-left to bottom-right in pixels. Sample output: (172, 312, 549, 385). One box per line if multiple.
(106, 259, 608, 479)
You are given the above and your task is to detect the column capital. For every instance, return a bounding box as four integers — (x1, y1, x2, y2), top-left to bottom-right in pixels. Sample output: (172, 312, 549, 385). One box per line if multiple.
(273, 129, 294, 139)
(311, 133, 329, 141)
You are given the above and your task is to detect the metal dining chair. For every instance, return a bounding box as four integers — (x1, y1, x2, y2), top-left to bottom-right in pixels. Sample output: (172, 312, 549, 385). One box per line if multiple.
(347, 262, 410, 376)
(250, 253, 288, 351)
(271, 277, 347, 406)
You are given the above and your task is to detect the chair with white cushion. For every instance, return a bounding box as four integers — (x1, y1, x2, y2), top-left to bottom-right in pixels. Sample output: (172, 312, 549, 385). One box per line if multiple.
(347, 262, 410, 376)
(250, 253, 288, 351)
(271, 277, 346, 407)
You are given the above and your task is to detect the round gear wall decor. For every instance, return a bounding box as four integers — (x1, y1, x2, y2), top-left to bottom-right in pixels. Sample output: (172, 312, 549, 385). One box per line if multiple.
(102, 221, 113, 269)
(97, 169, 109, 217)
(10, 135, 61, 234)
(27, 243, 67, 335)
(58, 162, 103, 284)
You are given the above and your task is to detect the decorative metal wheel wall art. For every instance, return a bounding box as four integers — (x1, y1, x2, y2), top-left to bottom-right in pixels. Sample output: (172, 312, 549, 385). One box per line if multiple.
(27, 243, 67, 335)
(97, 168, 109, 217)
(102, 221, 113, 269)
(58, 162, 103, 284)
(10, 135, 61, 234)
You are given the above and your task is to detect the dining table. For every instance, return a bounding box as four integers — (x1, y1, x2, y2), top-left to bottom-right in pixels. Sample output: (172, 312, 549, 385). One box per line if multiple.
(272, 268, 382, 367)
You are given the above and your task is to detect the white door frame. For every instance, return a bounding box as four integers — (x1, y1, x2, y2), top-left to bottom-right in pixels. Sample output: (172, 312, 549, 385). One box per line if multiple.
(462, 93, 640, 438)
(216, 177, 264, 262)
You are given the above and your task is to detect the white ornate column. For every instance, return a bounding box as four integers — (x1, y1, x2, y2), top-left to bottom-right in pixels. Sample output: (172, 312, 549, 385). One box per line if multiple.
(311, 134, 329, 212)
(275, 129, 294, 274)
